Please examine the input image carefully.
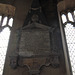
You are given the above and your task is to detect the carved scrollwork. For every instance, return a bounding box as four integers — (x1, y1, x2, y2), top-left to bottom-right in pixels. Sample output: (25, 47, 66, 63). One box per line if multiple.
(10, 54, 59, 75)
(10, 55, 18, 69)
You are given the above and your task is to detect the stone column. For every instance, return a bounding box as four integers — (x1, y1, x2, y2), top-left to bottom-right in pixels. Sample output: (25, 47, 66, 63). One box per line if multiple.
(57, 0, 75, 75)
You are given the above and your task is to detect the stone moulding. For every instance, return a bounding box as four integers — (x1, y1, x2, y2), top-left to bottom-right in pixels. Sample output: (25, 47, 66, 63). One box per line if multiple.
(0, 3, 15, 16)
(57, 0, 75, 12)
(10, 21, 60, 75)
(10, 23, 60, 75)
(9, 0, 60, 74)
(10, 23, 59, 75)
(10, 53, 60, 75)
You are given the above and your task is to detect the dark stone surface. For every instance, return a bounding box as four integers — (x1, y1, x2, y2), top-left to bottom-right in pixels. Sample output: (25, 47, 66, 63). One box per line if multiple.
(19, 28, 50, 57)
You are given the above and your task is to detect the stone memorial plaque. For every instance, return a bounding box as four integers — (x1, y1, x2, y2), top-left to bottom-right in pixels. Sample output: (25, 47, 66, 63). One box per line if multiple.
(19, 28, 50, 57)
(10, 0, 60, 72)
(19, 23, 51, 57)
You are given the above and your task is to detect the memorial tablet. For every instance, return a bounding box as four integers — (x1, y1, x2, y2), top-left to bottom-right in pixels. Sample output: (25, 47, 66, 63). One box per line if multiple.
(19, 23, 50, 57)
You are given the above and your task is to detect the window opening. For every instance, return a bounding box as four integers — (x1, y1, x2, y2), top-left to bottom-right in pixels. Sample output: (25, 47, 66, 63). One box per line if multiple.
(0, 16, 2, 24)
(61, 14, 67, 23)
(8, 18, 13, 27)
(0, 16, 13, 75)
(2, 17, 8, 26)
(74, 11, 75, 20)
(68, 12, 74, 22)
(61, 11, 75, 75)
(74, 11, 75, 15)
(64, 23, 75, 75)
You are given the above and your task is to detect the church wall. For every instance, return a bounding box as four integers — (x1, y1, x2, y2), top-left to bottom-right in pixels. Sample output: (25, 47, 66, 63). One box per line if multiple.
(3, 0, 67, 75)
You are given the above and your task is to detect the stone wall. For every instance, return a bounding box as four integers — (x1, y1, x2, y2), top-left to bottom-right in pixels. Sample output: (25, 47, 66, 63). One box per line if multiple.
(3, 0, 66, 75)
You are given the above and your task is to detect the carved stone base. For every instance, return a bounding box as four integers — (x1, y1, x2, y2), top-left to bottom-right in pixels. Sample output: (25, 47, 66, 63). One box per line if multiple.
(10, 54, 59, 75)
